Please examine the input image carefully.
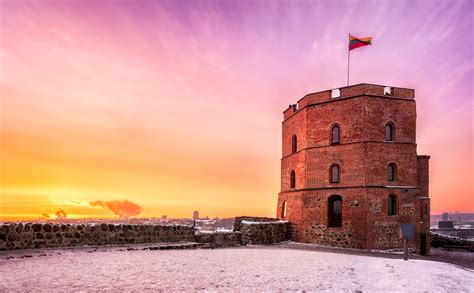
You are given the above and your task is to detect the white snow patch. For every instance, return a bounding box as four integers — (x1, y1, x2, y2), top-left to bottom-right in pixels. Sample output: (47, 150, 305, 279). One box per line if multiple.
(195, 230, 233, 234)
(0, 247, 472, 291)
(240, 220, 289, 225)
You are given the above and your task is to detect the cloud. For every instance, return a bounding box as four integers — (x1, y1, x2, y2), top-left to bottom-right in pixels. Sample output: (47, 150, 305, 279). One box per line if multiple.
(90, 199, 142, 218)
(55, 209, 67, 219)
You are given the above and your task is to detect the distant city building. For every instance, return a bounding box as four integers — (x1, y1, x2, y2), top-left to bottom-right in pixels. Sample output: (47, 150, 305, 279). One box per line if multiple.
(438, 221, 454, 229)
(442, 212, 449, 221)
(277, 84, 431, 254)
(161, 215, 167, 219)
(193, 211, 199, 220)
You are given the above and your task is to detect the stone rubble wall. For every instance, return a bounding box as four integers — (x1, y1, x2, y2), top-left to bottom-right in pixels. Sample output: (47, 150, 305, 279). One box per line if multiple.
(233, 216, 281, 232)
(1, 220, 292, 251)
(430, 232, 474, 250)
(234, 217, 292, 245)
(0, 223, 195, 251)
(194, 232, 242, 248)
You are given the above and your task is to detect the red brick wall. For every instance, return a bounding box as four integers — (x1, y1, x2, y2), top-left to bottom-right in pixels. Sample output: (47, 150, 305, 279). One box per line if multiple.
(280, 152, 305, 191)
(363, 97, 416, 143)
(295, 188, 368, 249)
(364, 143, 418, 186)
(417, 156, 430, 196)
(305, 97, 367, 147)
(417, 156, 431, 254)
(304, 144, 366, 187)
(282, 107, 307, 157)
(294, 84, 414, 115)
(277, 83, 430, 253)
(279, 187, 424, 250)
(364, 187, 420, 250)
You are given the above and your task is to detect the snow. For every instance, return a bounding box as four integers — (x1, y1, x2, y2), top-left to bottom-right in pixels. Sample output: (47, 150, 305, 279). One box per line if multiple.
(240, 220, 289, 225)
(0, 246, 472, 291)
(195, 229, 233, 234)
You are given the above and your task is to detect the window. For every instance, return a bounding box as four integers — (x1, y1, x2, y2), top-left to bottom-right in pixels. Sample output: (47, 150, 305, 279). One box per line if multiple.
(388, 194, 397, 216)
(290, 170, 296, 189)
(328, 195, 342, 227)
(330, 164, 340, 183)
(388, 163, 397, 181)
(424, 203, 428, 215)
(281, 201, 287, 218)
(291, 135, 297, 154)
(331, 126, 340, 144)
(385, 123, 394, 141)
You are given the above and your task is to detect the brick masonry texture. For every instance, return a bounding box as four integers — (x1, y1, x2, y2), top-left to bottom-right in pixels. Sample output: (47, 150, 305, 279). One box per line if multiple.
(277, 83, 431, 254)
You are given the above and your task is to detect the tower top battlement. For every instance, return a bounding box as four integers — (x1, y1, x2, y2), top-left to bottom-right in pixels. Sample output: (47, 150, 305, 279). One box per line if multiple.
(283, 83, 414, 120)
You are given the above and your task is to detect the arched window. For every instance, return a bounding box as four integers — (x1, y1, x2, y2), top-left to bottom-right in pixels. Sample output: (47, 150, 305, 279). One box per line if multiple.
(328, 195, 342, 227)
(281, 201, 287, 218)
(388, 194, 397, 216)
(388, 163, 397, 181)
(331, 125, 340, 144)
(291, 135, 297, 154)
(330, 164, 340, 183)
(290, 170, 296, 189)
(385, 123, 394, 141)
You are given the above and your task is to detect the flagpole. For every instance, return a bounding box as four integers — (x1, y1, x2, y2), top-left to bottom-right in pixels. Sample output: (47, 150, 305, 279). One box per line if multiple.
(347, 33, 350, 86)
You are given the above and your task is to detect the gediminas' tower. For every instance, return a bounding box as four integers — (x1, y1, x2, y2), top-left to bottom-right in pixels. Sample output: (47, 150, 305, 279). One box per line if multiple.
(277, 83, 430, 254)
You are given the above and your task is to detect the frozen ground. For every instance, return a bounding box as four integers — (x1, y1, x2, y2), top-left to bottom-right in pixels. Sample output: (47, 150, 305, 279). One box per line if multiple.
(0, 246, 473, 292)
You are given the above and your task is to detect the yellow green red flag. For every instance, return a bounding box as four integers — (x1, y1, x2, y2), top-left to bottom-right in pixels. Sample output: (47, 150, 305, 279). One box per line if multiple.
(349, 34, 372, 50)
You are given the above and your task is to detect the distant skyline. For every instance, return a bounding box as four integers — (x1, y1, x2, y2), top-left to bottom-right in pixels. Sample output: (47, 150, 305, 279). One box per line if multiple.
(1, 0, 473, 220)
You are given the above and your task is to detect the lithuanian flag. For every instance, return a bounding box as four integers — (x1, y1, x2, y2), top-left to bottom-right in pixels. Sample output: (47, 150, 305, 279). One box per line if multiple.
(349, 34, 372, 50)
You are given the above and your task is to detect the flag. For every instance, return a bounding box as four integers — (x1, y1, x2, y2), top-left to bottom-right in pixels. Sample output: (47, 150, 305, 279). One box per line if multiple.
(349, 34, 372, 51)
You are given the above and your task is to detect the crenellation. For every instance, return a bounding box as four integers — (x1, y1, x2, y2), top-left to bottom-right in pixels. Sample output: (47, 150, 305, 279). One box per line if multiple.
(285, 84, 415, 122)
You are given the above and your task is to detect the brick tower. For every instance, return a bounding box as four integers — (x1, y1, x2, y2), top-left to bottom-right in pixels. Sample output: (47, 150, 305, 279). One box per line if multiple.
(277, 84, 430, 254)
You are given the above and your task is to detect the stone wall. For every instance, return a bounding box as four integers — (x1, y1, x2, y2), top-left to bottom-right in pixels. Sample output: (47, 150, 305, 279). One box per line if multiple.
(234, 217, 292, 245)
(431, 232, 474, 250)
(194, 232, 242, 248)
(0, 223, 194, 251)
(233, 216, 279, 232)
(1, 220, 292, 251)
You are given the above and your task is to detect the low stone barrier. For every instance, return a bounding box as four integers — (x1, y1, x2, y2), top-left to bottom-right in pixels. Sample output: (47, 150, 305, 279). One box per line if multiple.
(194, 232, 242, 248)
(233, 216, 280, 232)
(431, 232, 474, 251)
(234, 217, 292, 245)
(1, 218, 293, 251)
(0, 223, 194, 251)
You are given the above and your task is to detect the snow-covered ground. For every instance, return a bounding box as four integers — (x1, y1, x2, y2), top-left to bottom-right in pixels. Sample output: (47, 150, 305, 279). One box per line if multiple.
(0, 246, 473, 291)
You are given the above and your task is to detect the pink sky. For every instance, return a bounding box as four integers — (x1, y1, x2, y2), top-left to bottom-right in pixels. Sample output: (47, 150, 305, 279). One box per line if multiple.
(1, 0, 473, 219)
